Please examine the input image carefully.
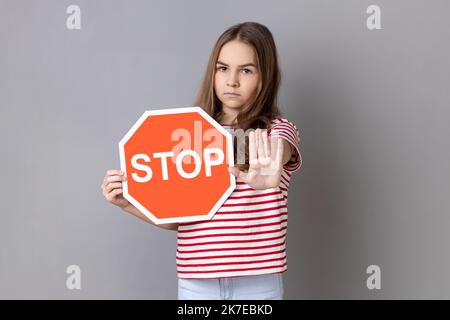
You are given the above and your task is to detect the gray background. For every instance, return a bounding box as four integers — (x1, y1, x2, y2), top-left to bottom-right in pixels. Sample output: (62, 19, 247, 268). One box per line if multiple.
(1, 0, 449, 299)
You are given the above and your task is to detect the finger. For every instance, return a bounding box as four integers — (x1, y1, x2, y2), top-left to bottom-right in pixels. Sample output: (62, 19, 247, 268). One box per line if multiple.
(256, 129, 265, 159)
(262, 129, 269, 158)
(103, 175, 126, 192)
(275, 137, 284, 166)
(105, 175, 124, 184)
(249, 131, 257, 165)
(269, 138, 278, 161)
(228, 166, 240, 177)
(106, 188, 123, 201)
(111, 188, 123, 196)
(107, 169, 124, 176)
(106, 182, 123, 193)
(228, 166, 248, 180)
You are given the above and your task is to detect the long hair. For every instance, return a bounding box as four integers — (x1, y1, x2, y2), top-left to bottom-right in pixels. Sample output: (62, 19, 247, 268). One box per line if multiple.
(194, 22, 282, 171)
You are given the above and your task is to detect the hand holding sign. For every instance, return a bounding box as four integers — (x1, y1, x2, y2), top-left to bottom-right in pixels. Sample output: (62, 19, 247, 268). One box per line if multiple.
(100, 169, 128, 209)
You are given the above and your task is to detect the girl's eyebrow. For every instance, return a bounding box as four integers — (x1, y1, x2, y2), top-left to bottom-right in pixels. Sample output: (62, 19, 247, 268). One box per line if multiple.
(217, 60, 256, 68)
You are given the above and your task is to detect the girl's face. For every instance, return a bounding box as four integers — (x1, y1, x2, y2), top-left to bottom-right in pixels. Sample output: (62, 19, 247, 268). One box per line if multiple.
(214, 40, 261, 118)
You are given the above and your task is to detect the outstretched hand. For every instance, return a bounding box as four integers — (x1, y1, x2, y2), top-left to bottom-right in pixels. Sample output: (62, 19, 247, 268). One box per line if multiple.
(228, 128, 284, 190)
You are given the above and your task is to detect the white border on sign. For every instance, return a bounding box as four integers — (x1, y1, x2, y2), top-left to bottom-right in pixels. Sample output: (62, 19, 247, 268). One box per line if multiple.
(118, 106, 236, 224)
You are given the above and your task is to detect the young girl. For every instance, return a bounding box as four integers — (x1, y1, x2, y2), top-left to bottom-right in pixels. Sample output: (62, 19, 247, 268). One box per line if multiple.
(101, 21, 302, 300)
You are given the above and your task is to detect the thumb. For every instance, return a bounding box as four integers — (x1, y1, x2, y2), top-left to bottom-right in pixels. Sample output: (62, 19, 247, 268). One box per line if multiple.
(228, 166, 242, 178)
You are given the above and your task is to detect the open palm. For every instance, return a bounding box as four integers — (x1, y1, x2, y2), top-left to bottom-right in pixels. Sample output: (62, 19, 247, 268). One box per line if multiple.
(228, 128, 284, 190)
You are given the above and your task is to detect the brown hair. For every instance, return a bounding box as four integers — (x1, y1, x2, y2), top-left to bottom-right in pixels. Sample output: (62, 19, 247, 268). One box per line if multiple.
(194, 21, 283, 170)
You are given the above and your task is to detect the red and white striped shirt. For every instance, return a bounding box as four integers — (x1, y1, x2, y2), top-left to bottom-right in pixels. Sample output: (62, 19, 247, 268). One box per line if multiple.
(176, 117, 302, 279)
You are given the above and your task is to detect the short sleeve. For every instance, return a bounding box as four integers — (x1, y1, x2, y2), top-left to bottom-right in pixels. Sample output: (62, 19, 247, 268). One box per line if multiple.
(268, 118, 302, 173)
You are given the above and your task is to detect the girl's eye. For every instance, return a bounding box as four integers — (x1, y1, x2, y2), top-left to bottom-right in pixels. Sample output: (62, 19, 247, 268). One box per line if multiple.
(216, 66, 253, 74)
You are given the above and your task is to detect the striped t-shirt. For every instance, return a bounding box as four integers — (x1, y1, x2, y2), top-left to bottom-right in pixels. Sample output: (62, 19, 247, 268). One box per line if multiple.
(176, 117, 302, 279)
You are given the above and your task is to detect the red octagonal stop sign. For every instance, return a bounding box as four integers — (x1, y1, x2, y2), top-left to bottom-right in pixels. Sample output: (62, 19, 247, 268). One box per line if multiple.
(118, 106, 235, 224)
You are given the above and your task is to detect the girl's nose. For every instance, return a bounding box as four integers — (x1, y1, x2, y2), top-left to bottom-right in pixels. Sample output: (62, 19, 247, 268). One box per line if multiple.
(227, 73, 239, 87)
(227, 80, 239, 87)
